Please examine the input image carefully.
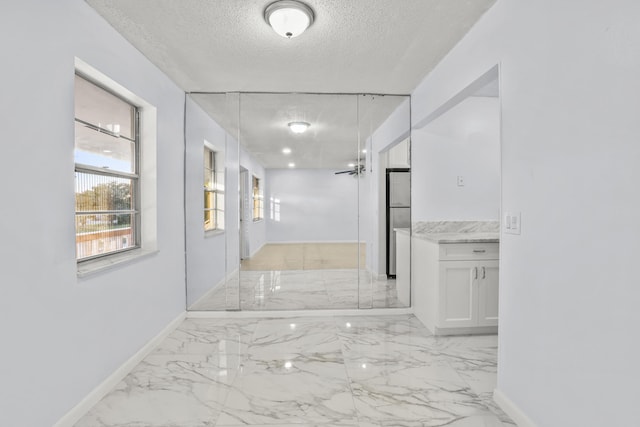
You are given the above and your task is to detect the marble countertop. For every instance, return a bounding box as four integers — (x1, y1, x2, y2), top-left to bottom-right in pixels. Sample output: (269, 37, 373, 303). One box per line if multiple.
(412, 231, 499, 243)
(408, 220, 500, 243)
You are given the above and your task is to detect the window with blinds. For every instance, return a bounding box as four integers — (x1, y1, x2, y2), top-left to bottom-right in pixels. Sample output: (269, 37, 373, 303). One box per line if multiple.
(74, 74, 139, 261)
(253, 175, 264, 221)
(204, 146, 224, 231)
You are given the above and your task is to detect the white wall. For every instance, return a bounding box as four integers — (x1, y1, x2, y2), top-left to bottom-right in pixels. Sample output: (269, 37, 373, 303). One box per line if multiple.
(412, 96, 500, 221)
(240, 146, 267, 256)
(0, 1, 187, 426)
(266, 169, 359, 242)
(411, 0, 640, 425)
(184, 97, 227, 306)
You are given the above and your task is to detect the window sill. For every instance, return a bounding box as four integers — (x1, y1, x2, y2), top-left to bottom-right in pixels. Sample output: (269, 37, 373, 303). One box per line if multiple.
(205, 229, 225, 238)
(77, 248, 159, 278)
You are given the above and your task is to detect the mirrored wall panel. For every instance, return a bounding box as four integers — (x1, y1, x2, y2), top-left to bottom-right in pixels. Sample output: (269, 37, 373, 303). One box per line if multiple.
(185, 92, 410, 311)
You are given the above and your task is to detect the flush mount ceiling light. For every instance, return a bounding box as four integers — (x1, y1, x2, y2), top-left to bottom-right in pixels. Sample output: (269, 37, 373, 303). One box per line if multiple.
(288, 121, 310, 134)
(265, 0, 314, 38)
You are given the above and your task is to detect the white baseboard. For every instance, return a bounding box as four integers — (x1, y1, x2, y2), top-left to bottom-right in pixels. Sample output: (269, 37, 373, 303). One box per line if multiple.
(188, 307, 414, 319)
(493, 388, 537, 427)
(53, 311, 187, 427)
(265, 240, 360, 245)
(433, 325, 498, 336)
(188, 277, 226, 310)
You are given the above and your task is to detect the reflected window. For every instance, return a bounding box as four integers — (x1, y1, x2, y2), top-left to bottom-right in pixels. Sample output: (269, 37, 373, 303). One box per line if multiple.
(204, 146, 225, 231)
(269, 197, 281, 222)
(253, 175, 263, 221)
(74, 74, 139, 261)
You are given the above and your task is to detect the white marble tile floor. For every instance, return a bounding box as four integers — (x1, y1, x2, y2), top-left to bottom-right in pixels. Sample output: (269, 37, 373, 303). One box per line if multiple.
(189, 269, 405, 311)
(74, 315, 514, 427)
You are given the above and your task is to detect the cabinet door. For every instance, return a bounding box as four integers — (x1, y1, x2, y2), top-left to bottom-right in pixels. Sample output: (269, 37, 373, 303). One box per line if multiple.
(439, 261, 478, 328)
(477, 260, 499, 327)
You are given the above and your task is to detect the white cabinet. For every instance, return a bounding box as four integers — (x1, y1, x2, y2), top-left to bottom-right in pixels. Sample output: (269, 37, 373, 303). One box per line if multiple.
(413, 239, 499, 335)
(439, 259, 498, 328)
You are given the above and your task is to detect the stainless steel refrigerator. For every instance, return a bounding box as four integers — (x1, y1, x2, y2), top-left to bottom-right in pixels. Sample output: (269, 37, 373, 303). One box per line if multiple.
(387, 169, 411, 277)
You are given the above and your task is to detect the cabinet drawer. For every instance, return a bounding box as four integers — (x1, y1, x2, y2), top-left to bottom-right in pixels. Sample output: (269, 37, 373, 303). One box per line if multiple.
(439, 243, 499, 260)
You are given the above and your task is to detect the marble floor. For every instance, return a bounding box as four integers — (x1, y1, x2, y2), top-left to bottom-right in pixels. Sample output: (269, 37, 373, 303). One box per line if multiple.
(240, 243, 366, 271)
(189, 269, 406, 311)
(75, 314, 514, 427)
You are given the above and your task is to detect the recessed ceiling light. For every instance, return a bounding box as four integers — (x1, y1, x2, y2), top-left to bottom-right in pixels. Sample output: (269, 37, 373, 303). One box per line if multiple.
(288, 121, 310, 134)
(288, 162, 296, 168)
(362, 149, 367, 154)
(103, 150, 112, 153)
(348, 162, 356, 168)
(264, 0, 314, 38)
(282, 147, 292, 154)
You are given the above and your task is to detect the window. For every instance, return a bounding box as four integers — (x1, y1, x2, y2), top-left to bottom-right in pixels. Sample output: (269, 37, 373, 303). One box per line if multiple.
(204, 146, 225, 231)
(252, 175, 264, 221)
(74, 74, 139, 261)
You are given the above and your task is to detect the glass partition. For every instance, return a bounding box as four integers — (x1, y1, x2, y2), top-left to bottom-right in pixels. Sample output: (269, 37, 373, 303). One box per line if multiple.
(185, 92, 410, 311)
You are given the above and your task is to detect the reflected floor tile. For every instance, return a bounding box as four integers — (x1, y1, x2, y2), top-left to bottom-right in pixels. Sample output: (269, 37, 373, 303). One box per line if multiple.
(192, 268, 407, 311)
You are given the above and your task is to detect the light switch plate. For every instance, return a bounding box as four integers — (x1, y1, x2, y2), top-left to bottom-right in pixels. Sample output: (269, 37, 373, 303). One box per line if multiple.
(457, 176, 465, 187)
(504, 212, 521, 235)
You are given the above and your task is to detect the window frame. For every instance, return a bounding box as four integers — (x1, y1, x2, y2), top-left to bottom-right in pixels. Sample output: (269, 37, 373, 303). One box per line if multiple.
(252, 175, 264, 221)
(204, 145, 224, 232)
(74, 72, 141, 263)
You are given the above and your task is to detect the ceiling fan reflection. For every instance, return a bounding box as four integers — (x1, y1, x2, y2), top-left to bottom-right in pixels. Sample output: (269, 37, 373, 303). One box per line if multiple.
(334, 164, 365, 176)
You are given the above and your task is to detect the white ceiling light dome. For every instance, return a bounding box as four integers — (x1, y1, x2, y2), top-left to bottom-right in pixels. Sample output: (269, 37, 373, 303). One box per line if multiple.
(288, 121, 310, 133)
(265, 0, 315, 38)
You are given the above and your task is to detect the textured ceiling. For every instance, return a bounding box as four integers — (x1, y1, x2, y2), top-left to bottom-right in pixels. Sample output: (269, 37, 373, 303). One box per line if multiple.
(86, 0, 496, 94)
(86, 0, 497, 169)
(190, 93, 408, 169)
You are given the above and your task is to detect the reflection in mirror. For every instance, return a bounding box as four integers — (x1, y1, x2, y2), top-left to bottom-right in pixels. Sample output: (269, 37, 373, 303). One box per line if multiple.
(185, 92, 410, 311)
(358, 95, 412, 308)
(185, 92, 240, 311)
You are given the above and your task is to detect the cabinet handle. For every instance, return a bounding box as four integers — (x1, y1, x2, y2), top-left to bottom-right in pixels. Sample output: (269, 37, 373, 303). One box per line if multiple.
(473, 249, 486, 253)
(482, 266, 486, 279)
(474, 267, 478, 279)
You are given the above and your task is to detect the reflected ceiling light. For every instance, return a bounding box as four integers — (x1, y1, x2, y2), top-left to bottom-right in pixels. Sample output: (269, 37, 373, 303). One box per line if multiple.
(348, 162, 356, 168)
(362, 149, 367, 154)
(265, 0, 314, 38)
(282, 147, 292, 154)
(288, 162, 296, 168)
(288, 121, 310, 133)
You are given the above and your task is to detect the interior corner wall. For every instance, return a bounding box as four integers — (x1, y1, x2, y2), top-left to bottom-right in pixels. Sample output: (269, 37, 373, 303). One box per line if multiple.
(410, 0, 640, 425)
(266, 169, 359, 243)
(184, 97, 227, 306)
(412, 96, 500, 221)
(0, 1, 187, 426)
(240, 146, 267, 256)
